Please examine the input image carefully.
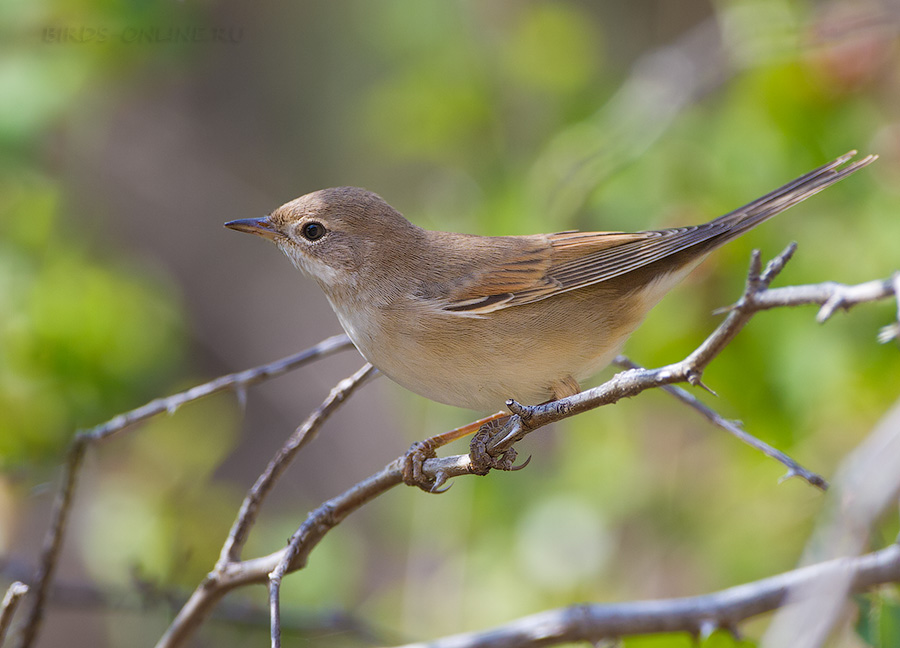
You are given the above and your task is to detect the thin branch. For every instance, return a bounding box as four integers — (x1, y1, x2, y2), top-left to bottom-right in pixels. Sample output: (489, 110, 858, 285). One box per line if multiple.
(725, 275, 898, 325)
(81, 333, 352, 442)
(14, 440, 86, 648)
(267, 372, 383, 648)
(269, 570, 282, 648)
(389, 543, 900, 648)
(155, 462, 408, 648)
(159, 364, 379, 648)
(0, 557, 391, 644)
(218, 363, 377, 566)
(0, 583, 28, 647)
(14, 334, 354, 648)
(612, 356, 827, 489)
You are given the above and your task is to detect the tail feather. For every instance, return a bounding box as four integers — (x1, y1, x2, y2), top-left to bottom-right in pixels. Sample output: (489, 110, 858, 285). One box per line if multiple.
(706, 151, 877, 244)
(549, 151, 878, 289)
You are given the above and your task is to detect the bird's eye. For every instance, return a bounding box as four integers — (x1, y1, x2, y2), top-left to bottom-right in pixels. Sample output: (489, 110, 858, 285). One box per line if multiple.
(301, 222, 326, 241)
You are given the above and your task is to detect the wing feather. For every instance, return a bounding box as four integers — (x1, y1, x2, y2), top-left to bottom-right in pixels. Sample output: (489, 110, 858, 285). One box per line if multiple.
(439, 152, 874, 315)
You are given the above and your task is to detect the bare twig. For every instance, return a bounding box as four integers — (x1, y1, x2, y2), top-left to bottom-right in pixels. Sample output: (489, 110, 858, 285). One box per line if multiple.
(389, 543, 900, 648)
(218, 363, 377, 566)
(717, 273, 896, 326)
(255, 365, 379, 648)
(0, 583, 28, 647)
(81, 333, 352, 442)
(15, 440, 86, 648)
(0, 556, 391, 643)
(159, 364, 378, 648)
(156, 462, 408, 648)
(14, 334, 355, 648)
(612, 356, 827, 489)
(266, 363, 381, 648)
(531, 17, 730, 220)
(268, 571, 282, 648)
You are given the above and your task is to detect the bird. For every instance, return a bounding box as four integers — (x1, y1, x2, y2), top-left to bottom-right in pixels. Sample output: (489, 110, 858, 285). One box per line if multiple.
(225, 152, 874, 414)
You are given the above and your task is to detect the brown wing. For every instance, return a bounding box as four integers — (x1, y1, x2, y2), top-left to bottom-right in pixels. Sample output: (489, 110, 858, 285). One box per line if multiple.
(440, 151, 875, 315)
(439, 231, 647, 315)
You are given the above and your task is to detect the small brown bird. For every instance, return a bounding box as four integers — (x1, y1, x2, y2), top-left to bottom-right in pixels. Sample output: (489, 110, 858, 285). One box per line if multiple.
(226, 152, 874, 412)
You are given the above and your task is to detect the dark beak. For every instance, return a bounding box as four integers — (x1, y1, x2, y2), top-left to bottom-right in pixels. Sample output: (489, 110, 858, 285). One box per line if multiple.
(224, 217, 280, 241)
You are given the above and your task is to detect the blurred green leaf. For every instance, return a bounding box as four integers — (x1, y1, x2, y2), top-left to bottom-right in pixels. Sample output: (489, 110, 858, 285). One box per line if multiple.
(501, 3, 601, 95)
(0, 179, 184, 466)
(856, 591, 900, 648)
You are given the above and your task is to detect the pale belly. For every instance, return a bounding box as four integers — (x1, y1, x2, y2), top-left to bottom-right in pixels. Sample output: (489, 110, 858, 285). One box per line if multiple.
(329, 267, 693, 412)
(333, 295, 633, 411)
(369, 337, 626, 412)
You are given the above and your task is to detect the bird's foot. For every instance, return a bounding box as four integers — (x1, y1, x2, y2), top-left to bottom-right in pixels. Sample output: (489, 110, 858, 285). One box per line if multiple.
(469, 416, 530, 475)
(401, 438, 449, 493)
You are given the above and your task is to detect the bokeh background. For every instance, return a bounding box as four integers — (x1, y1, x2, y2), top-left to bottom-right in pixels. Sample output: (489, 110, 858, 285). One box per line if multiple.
(2, 1, 899, 646)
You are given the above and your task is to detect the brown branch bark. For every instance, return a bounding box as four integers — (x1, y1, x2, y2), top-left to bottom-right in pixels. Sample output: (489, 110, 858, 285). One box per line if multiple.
(392, 393, 900, 648)
(613, 355, 825, 488)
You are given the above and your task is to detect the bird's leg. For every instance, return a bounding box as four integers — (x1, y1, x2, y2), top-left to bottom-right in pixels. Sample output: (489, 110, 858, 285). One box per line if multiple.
(469, 377, 578, 475)
(402, 411, 508, 491)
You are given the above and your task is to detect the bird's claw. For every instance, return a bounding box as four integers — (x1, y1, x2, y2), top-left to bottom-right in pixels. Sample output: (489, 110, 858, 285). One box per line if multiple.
(468, 417, 525, 475)
(402, 439, 443, 493)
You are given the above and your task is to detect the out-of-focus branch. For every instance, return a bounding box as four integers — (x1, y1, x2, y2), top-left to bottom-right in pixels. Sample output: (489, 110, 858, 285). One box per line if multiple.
(389, 544, 900, 648)
(0, 558, 391, 644)
(0, 583, 28, 647)
(81, 333, 352, 442)
(14, 440, 86, 648)
(530, 17, 730, 220)
(13, 334, 355, 648)
(531, 3, 900, 222)
(877, 272, 900, 344)
(763, 396, 900, 648)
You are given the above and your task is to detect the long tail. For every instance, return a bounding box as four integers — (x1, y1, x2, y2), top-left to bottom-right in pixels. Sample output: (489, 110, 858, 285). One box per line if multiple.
(531, 152, 878, 295)
(705, 150, 877, 243)
(593, 151, 879, 274)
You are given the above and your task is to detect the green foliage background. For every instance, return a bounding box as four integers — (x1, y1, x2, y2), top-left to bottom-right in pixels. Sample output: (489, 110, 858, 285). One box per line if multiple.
(1, 1, 898, 647)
